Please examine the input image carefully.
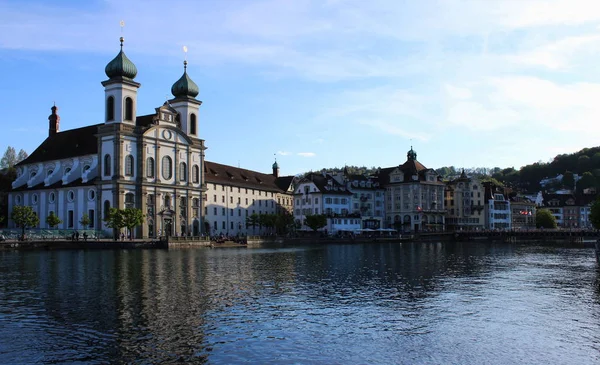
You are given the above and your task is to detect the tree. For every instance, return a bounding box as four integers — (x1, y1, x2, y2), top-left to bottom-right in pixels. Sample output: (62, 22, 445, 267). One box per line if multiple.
(16, 149, 28, 164)
(46, 211, 62, 229)
(275, 211, 295, 234)
(120, 208, 144, 239)
(79, 213, 91, 229)
(0, 147, 17, 169)
(304, 214, 327, 232)
(246, 213, 259, 235)
(562, 171, 575, 190)
(103, 208, 125, 240)
(590, 196, 600, 230)
(536, 209, 557, 229)
(11, 205, 40, 241)
(577, 171, 597, 194)
(577, 155, 591, 174)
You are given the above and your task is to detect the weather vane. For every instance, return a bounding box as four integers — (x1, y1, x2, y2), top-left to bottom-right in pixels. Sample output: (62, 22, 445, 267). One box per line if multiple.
(183, 45, 188, 69)
(119, 20, 125, 47)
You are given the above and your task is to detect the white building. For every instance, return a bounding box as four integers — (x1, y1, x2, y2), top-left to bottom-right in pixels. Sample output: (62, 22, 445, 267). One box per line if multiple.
(444, 171, 485, 231)
(483, 182, 511, 230)
(8, 37, 293, 238)
(293, 173, 360, 233)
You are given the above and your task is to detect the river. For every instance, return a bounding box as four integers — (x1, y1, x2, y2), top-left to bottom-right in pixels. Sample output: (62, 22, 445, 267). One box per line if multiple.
(0, 241, 599, 364)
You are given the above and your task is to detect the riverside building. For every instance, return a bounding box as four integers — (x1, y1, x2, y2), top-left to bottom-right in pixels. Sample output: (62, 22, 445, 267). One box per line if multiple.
(7, 37, 293, 238)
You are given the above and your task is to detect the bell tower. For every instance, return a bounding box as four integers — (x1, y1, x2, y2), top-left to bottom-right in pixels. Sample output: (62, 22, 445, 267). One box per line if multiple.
(101, 37, 140, 125)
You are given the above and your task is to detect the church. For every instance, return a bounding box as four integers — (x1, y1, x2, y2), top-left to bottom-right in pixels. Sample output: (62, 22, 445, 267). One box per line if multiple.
(8, 37, 294, 238)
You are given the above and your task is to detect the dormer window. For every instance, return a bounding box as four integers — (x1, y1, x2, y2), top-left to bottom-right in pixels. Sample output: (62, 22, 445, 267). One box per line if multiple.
(47, 169, 53, 177)
(29, 171, 36, 179)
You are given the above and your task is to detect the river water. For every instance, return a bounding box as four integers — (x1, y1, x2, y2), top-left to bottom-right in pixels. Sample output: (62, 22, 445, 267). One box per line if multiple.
(0, 241, 599, 364)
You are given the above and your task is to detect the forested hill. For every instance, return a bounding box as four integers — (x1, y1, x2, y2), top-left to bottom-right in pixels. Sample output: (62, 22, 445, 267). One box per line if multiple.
(306, 146, 600, 194)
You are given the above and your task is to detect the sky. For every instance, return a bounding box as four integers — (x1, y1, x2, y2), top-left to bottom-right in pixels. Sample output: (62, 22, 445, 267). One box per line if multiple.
(1, 0, 600, 176)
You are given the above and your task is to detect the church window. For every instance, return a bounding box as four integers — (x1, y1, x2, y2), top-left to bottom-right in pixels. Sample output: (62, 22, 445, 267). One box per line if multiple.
(192, 165, 199, 183)
(146, 157, 155, 178)
(175, 113, 181, 127)
(179, 162, 187, 181)
(15, 195, 21, 204)
(125, 155, 134, 176)
(165, 195, 171, 209)
(162, 156, 173, 179)
(190, 113, 197, 135)
(88, 209, 95, 228)
(32, 194, 38, 204)
(49, 192, 55, 203)
(88, 189, 96, 201)
(67, 190, 75, 202)
(106, 96, 115, 121)
(68, 210, 74, 228)
(104, 154, 111, 176)
(103, 200, 110, 219)
(124, 97, 133, 121)
(125, 193, 134, 208)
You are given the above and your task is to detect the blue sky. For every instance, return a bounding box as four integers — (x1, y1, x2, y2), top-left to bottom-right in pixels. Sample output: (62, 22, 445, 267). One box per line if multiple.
(2, 0, 600, 176)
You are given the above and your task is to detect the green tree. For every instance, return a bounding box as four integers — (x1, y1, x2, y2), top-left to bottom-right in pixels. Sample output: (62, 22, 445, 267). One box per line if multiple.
(275, 211, 295, 234)
(577, 155, 591, 174)
(590, 196, 600, 229)
(577, 171, 597, 194)
(246, 213, 259, 235)
(11, 205, 40, 241)
(536, 209, 557, 229)
(79, 213, 91, 229)
(304, 214, 327, 232)
(562, 171, 575, 190)
(45, 211, 62, 229)
(0, 147, 17, 169)
(16, 149, 28, 164)
(121, 208, 144, 239)
(103, 208, 125, 240)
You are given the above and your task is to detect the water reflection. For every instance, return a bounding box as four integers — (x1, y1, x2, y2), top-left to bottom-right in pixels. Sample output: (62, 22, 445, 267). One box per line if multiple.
(0, 241, 599, 364)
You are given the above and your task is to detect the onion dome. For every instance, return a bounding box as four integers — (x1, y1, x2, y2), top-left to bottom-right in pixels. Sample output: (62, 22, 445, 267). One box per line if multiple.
(272, 160, 279, 169)
(171, 60, 199, 98)
(105, 37, 138, 80)
(407, 146, 417, 161)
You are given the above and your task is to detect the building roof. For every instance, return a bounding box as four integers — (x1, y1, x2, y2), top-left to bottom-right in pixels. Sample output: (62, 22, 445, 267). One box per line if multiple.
(297, 173, 352, 195)
(16, 124, 102, 166)
(204, 160, 293, 193)
(11, 177, 97, 192)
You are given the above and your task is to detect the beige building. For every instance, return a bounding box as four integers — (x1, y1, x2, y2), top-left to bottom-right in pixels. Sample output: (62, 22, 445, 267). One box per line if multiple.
(379, 147, 446, 232)
(444, 171, 485, 231)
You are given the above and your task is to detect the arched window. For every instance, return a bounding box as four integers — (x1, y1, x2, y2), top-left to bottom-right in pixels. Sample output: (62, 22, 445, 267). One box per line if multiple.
(124, 97, 133, 121)
(146, 157, 155, 178)
(192, 165, 199, 183)
(179, 162, 187, 181)
(165, 194, 171, 209)
(104, 154, 111, 176)
(104, 200, 110, 219)
(106, 96, 115, 121)
(175, 113, 181, 127)
(125, 155, 134, 176)
(190, 113, 197, 135)
(162, 156, 172, 179)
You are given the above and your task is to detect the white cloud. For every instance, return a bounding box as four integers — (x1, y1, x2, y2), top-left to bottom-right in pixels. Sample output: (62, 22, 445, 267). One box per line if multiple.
(277, 151, 291, 156)
(297, 152, 316, 157)
(444, 84, 472, 100)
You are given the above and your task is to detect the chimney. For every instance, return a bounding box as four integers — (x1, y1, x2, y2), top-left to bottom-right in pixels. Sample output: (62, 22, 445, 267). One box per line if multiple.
(49, 104, 60, 136)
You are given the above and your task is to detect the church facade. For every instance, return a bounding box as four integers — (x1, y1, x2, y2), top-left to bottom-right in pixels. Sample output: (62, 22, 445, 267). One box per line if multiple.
(8, 37, 293, 238)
